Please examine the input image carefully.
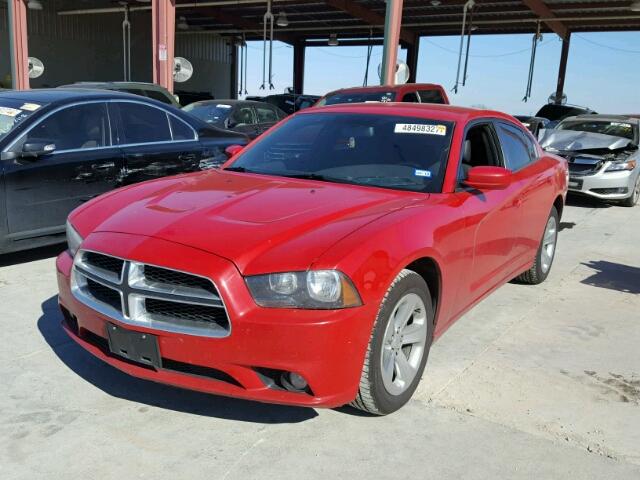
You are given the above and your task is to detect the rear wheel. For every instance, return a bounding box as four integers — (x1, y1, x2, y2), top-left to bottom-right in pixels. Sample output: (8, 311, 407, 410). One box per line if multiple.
(516, 206, 559, 285)
(621, 175, 640, 207)
(351, 269, 434, 415)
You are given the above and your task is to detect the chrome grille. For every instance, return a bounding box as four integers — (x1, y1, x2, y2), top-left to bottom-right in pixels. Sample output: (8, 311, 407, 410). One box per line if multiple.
(71, 250, 230, 338)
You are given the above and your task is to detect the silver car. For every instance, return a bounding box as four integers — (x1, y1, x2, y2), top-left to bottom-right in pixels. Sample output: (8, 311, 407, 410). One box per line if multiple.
(540, 115, 639, 207)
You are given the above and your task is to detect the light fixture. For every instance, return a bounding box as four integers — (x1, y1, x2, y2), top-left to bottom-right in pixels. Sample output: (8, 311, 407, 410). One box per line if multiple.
(631, 1, 640, 12)
(27, 0, 43, 10)
(276, 11, 289, 27)
(177, 16, 189, 30)
(430, 0, 442, 6)
(328, 33, 339, 46)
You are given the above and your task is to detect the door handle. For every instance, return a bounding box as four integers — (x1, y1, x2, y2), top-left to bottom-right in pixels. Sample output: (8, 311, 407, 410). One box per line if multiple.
(92, 162, 115, 170)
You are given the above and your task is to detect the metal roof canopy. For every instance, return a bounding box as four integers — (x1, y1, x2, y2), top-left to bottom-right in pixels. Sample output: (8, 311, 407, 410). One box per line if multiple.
(56, 1, 640, 43)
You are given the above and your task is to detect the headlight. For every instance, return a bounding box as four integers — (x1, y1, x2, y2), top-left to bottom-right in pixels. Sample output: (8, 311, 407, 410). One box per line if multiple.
(65, 220, 83, 257)
(245, 270, 362, 309)
(605, 160, 636, 172)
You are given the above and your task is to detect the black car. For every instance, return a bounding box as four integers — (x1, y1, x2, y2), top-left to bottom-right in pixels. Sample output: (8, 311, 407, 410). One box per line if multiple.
(183, 100, 286, 139)
(0, 89, 248, 254)
(246, 94, 320, 115)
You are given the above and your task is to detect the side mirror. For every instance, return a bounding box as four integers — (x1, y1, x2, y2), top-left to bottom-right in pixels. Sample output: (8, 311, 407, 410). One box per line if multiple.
(225, 144, 244, 158)
(21, 141, 56, 158)
(463, 166, 513, 190)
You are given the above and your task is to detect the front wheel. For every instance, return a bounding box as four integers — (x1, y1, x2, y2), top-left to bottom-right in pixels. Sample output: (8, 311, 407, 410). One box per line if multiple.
(351, 269, 434, 415)
(516, 206, 559, 285)
(621, 175, 640, 207)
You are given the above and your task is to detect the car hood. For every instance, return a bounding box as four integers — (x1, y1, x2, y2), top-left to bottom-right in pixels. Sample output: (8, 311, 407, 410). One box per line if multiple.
(74, 170, 420, 274)
(540, 130, 634, 152)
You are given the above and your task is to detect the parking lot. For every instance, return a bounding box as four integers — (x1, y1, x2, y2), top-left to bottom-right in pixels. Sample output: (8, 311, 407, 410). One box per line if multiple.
(1, 194, 638, 480)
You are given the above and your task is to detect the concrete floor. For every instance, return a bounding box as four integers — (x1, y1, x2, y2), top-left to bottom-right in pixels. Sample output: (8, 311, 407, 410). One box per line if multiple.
(1, 195, 639, 480)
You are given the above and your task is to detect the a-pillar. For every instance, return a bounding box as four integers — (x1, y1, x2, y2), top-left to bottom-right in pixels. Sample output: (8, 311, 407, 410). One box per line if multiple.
(7, 0, 29, 90)
(152, 0, 176, 93)
(293, 40, 306, 94)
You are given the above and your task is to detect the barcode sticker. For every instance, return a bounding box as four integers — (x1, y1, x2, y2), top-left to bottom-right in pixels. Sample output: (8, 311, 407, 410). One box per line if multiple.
(394, 123, 447, 135)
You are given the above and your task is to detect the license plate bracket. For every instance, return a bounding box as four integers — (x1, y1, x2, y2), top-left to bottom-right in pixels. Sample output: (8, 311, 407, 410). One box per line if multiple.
(106, 323, 161, 368)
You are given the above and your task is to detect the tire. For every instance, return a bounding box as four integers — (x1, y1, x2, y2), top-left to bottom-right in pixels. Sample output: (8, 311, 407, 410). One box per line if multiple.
(516, 206, 559, 285)
(351, 269, 434, 415)
(620, 175, 640, 207)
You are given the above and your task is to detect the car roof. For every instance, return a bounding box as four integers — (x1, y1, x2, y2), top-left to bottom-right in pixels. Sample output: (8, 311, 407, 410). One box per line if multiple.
(62, 81, 167, 90)
(188, 99, 275, 108)
(324, 83, 443, 96)
(302, 102, 515, 123)
(0, 87, 139, 103)
(563, 114, 640, 124)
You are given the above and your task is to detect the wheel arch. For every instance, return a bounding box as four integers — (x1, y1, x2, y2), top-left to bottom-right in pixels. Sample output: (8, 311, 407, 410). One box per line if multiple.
(404, 257, 442, 327)
(553, 195, 564, 220)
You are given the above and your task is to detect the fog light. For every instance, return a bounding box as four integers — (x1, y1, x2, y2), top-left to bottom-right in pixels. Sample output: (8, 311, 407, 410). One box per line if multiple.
(282, 372, 308, 391)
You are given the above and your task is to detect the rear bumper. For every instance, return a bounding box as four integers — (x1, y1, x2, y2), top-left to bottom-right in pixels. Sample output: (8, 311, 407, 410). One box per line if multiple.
(568, 169, 637, 200)
(56, 232, 376, 408)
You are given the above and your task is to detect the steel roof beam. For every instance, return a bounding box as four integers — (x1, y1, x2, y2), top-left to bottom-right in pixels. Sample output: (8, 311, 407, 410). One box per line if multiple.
(521, 0, 568, 38)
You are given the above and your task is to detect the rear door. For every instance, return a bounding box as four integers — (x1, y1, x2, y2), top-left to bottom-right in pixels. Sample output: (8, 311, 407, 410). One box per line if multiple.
(111, 101, 201, 185)
(2, 101, 122, 238)
(494, 121, 554, 263)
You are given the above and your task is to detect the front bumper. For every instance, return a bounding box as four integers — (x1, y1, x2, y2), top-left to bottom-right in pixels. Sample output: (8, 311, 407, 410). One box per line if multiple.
(56, 232, 376, 408)
(568, 168, 637, 200)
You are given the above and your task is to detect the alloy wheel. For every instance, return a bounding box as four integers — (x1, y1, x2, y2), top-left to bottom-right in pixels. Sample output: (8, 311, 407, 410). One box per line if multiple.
(380, 293, 428, 396)
(540, 215, 558, 273)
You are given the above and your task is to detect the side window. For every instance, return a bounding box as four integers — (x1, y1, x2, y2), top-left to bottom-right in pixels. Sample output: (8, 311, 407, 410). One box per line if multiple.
(496, 123, 533, 171)
(418, 90, 445, 104)
(459, 124, 502, 181)
(230, 106, 256, 126)
(144, 89, 173, 105)
(255, 105, 278, 123)
(401, 92, 420, 103)
(116, 102, 172, 144)
(13, 103, 111, 152)
(169, 115, 196, 141)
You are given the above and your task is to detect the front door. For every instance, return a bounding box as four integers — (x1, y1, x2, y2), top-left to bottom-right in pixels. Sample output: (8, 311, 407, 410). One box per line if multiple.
(110, 101, 201, 184)
(2, 102, 122, 238)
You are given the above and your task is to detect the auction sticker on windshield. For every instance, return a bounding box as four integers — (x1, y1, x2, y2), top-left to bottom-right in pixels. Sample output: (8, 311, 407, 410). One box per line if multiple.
(394, 123, 447, 135)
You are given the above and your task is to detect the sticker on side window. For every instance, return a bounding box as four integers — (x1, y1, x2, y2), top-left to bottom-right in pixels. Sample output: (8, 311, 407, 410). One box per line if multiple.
(0, 107, 21, 117)
(394, 123, 446, 135)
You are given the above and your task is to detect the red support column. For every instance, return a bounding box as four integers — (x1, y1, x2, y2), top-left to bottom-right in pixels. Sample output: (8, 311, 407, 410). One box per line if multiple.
(152, 0, 176, 93)
(8, 0, 30, 90)
(381, 0, 404, 86)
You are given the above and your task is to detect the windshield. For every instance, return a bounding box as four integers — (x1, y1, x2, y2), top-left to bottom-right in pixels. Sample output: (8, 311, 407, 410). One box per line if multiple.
(318, 91, 397, 106)
(225, 112, 454, 193)
(0, 99, 45, 140)
(183, 103, 232, 124)
(557, 120, 636, 141)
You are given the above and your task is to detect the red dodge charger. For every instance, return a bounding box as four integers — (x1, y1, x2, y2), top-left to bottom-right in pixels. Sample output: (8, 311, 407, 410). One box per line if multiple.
(57, 103, 567, 414)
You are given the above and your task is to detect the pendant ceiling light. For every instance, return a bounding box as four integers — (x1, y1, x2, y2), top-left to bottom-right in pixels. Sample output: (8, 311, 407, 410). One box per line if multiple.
(328, 33, 339, 46)
(631, 1, 640, 12)
(276, 11, 289, 27)
(27, 0, 43, 10)
(177, 16, 189, 30)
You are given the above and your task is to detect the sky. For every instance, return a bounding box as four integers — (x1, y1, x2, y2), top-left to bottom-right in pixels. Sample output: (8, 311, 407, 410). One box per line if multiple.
(239, 31, 640, 115)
